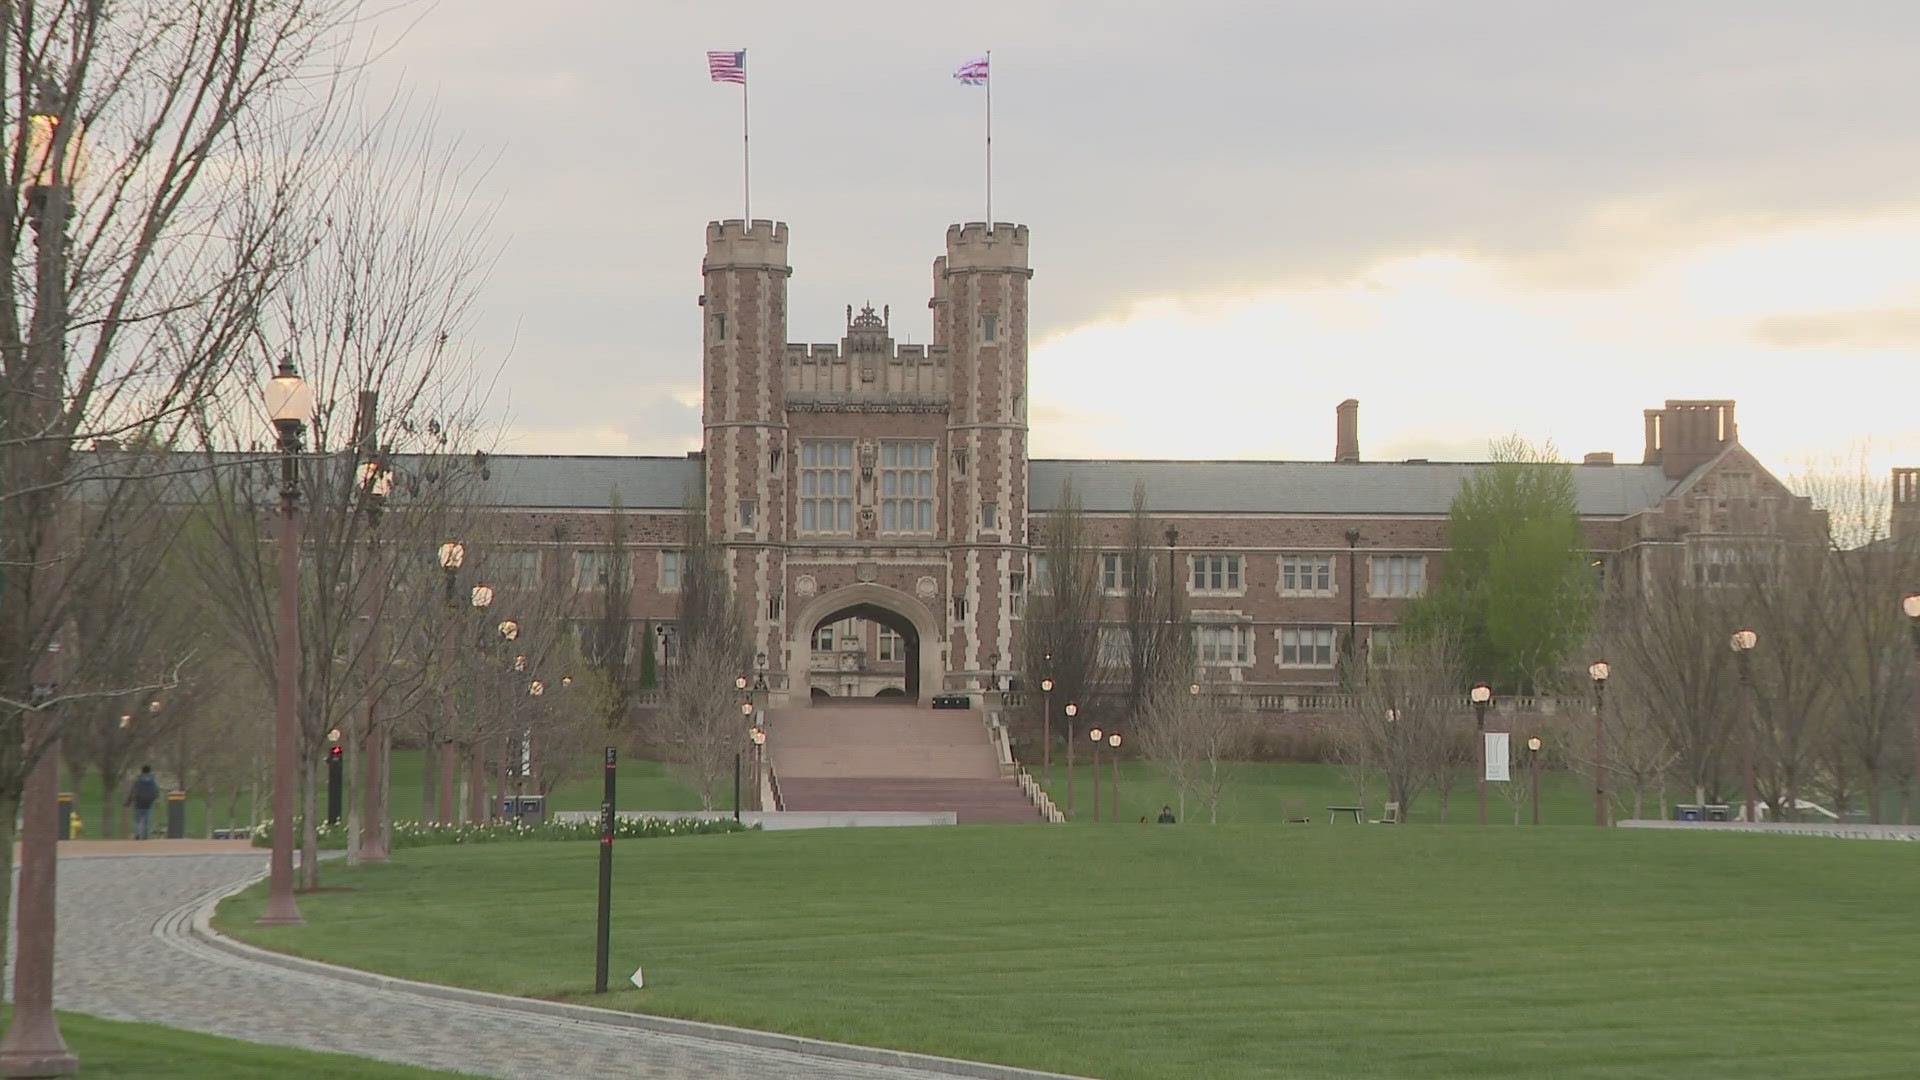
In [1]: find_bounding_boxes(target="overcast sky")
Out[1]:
[370,1,1920,480]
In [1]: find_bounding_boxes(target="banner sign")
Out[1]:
[1485,733,1511,782]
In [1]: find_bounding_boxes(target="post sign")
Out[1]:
[1484,733,1511,782]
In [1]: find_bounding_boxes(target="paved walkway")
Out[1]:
[28,852,1083,1080]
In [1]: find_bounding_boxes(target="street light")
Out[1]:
[1527,736,1543,825]
[257,358,310,928]
[498,619,519,641]
[1344,528,1362,665]
[1065,703,1080,819]
[1107,731,1123,823]
[1088,727,1105,823]
[1730,629,1759,823]
[529,680,545,697]
[1039,677,1055,785]
[1905,594,1920,823]
[987,652,999,692]
[1470,683,1493,825]
[1588,661,1609,828]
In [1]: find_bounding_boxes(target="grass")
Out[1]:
[219,826,1920,1079]
[2,1009,479,1078]
[1038,760,1605,826]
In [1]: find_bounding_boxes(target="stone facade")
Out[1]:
[464,220,1839,706]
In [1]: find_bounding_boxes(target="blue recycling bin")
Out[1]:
[1678,805,1703,821]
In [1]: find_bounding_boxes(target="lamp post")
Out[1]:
[1904,594,1920,823]
[1165,525,1180,624]
[1064,703,1079,818]
[3,88,86,1075]
[1730,629,1759,823]
[736,700,753,821]
[1344,528,1361,665]
[1088,726,1104,823]
[435,542,463,824]
[1470,683,1493,825]
[1527,736,1542,826]
[987,652,999,692]
[750,725,767,812]
[754,651,768,719]
[1588,660,1609,828]
[257,359,311,926]
[1039,677,1054,785]
[1107,731,1123,822]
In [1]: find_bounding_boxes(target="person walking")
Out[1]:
[126,766,161,840]
[1157,804,1176,824]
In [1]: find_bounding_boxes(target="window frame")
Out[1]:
[1368,555,1427,599]
[1279,625,1337,668]
[1195,623,1253,666]
[1190,554,1244,595]
[1279,554,1336,597]
[798,439,856,535]
[877,439,937,536]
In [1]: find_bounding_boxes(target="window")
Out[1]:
[1100,553,1135,594]
[575,619,632,666]
[982,503,999,531]
[1098,627,1133,667]
[879,441,935,534]
[982,314,999,342]
[1009,572,1026,619]
[1031,553,1051,595]
[737,499,757,531]
[954,448,969,477]
[574,549,627,591]
[658,550,681,593]
[496,549,542,589]
[799,440,855,534]
[1196,624,1252,665]
[1369,627,1398,666]
[1280,626,1336,667]
[812,622,845,652]
[1281,555,1334,597]
[1369,555,1426,598]
[1693,541,1775,586]
[770,447,783,472]
[878,626,904,662]
[768,596,781,620]
[954,595,969,621]
[1191,555,1243,594]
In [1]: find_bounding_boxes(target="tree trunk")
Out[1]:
[422,738,437,823]
[0,793,16,977]
[100,767,126,840]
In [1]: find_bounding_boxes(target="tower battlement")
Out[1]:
[705,219,790,271]
[944,222,1030,272]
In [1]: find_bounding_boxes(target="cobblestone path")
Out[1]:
[38,852,1071,1080]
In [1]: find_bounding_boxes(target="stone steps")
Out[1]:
[777,778,1043,824]
[767,703,1041,823]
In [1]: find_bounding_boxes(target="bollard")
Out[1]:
[55,793,75,842]
[166,791,188,839]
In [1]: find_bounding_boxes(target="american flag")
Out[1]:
[953,56,989,85]
[708,50,746,84]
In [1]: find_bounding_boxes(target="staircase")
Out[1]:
[769,702,1043,823]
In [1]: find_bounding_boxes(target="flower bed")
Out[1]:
[250,816,751,850]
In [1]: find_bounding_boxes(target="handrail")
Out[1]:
[766,760,784,812]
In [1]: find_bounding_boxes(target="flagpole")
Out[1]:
[742,53,752,225]
[984,49,992,229]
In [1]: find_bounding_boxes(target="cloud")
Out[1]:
[1752,308,1920,350]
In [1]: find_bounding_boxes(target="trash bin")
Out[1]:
[1677,804,1703,821]
[56,792,76,841]
[1705,805,1732,822]
[516,795,547,825]
[500,796,519,820]
[166,791,188,839]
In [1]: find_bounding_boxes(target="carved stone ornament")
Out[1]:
[857,562,878,582]
[794,575,818,597]
[915,576,938,600]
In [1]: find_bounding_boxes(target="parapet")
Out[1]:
[944,222,1030,273]
[704,219,790,272]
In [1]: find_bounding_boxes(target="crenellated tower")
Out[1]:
[701,219,790,670]
[935,223,1032,675]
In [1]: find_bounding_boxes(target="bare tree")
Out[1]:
[1021,479,1105,756]
[1,0,373,975]
[185,96,496,886]
[1339,632,1464,819]
[658,496,750,808]
[1135,675,1246,823]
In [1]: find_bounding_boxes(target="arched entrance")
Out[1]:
[788,583,944,705]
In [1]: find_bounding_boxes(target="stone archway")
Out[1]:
[788,583,944,705]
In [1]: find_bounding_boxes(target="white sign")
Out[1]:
[1484,733,1511,782]
[629,966,645,990]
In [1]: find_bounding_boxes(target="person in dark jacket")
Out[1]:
[1157,805,1176,824]
[126,766,161,840]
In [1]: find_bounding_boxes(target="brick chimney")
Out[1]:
[1894,468,1920,543]
[1642,399,1737,479]
[1583,452,1614,466]
[1335,399,1359,463]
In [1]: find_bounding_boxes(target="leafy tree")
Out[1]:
[1406,436,1594,694]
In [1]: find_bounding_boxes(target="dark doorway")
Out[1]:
[808,602,921,704]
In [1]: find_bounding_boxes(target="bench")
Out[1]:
[1327,805,1364,824]
[1281,799,1311,824]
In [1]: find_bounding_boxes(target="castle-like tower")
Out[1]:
[699,220,1032,703]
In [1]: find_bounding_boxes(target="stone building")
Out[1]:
[466,220,1834,706]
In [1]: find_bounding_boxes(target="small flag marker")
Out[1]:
[630,966,645,990]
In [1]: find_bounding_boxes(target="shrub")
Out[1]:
[250,816,752,850]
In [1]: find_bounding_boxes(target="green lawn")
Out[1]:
[2,1010,478,1078]
[219,827,1920,1079]
[1039,760,1605,826]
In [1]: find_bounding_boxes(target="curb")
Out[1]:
[188,870,1093,1080]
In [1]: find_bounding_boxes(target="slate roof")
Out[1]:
[1026,460,1677,517]
[476,455,700,509]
